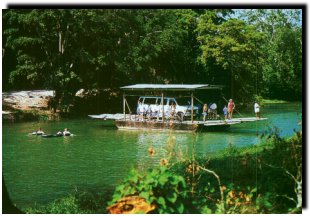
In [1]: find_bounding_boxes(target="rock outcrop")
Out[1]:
[2,90,56,122]
[2,90,55,111]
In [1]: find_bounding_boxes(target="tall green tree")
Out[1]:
[196,11,265,103]
[3,9,207,111]
[3,9,87,103]
[237,9,302,100]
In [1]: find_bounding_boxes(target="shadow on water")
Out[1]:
[100,125,117,130]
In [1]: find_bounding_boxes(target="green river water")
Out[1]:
[2,102,302,209]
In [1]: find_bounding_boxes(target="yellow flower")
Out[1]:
[160,158,168,166]
[245,195,251,202]
[228,190,236,198]
[148,147,155,156]
[220,185,227,192]
[226,198,233,205]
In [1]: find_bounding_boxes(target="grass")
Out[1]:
[262,99,288,104]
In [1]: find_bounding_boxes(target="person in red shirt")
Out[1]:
[228,99,235,119]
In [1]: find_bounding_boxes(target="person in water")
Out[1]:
[57,131,63,135]
[63,128,71,136]
[56,128,71,136]
[36,127,45,135]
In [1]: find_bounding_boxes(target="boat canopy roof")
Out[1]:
[120,84,223,91]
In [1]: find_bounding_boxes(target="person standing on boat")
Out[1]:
[223,105,228,120]
[228,99,235,119]
[202,104,208,122]
[137,100,142,115]
[210,103,217,119]
[254,101,260,119]
[170,102,176,119]
[146,104,152,120]
[154,103,160,120]
[138,102,145,121]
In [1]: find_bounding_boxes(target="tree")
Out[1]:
[2,9,302,114]
[196,12,265,102]
[237,9,302,100]
[3,9,203,112]
[3,9,86,105]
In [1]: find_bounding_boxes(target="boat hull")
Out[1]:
[115,120,230,132]
[116,120,199,132]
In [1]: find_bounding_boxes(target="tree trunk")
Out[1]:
[296,180,302,209]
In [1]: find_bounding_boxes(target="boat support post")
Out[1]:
[191,91,194,123]
[162,91,164,123]
[123,92,126,121]
[125,99,132,114]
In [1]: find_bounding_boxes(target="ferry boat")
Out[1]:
[89,84,267,132]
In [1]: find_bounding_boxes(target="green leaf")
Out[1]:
[139,191,150,201]
[251,187,257,193]
[115,184,125,192]
[157,196,166,206]
[130,175,139,184]
[170,176,180,186]
[166,191,178,203]
[158,174,169,186]
[210,187,215,193]
[175,201,184,213]
[160,166,167,173]
[112,193,122,202]
[201,206,213,214]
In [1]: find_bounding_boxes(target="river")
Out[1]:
[2,102,302,210]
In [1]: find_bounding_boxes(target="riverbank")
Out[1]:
[262,99,289,104]
[2,90,59,122]
[2,109,61,123]
[2,89,122,122]
[19,130,301,214]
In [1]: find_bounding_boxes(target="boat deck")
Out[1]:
[89,114,267,132]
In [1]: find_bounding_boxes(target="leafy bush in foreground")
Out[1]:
[109,167,189,214]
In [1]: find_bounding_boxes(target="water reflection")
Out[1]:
[135,127,264,167]
[136,131,219,169]
[63,136,71,144]
[135,131,193,169]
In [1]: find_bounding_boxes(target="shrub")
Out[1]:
[109,167,189,213]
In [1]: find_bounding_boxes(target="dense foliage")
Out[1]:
[109,129,302,214]
[2,9,302,112]
[237,9,302,101]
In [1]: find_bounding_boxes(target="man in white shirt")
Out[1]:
[254,101,260,119]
